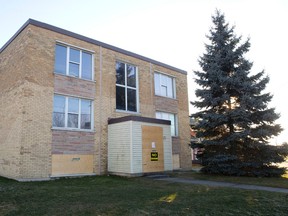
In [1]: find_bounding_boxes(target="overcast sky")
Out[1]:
[1,0,287,144]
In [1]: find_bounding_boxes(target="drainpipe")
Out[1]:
[150,62,154,115]
[98,46,103,175]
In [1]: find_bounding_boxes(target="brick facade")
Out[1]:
[0,19,191,180]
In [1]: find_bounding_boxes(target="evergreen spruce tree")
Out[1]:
[191,10,288,177]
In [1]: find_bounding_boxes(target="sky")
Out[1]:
[1,0,287,144]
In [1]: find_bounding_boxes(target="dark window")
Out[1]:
[116,62,125,85]
[81,99,92,129]
[116,62,138,112]
[53,95,65,127]
[54,45,67,75]
[127,88,137,112]
[82,52,93,80]
[116,86,126,110]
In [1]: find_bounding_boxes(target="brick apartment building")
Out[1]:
[0,19,191,181]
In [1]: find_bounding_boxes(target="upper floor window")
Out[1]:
[116,61,138,112]
[156,111,178,136]
[53,95,93,130]
[54,44,93,80]
[154,72,176,98]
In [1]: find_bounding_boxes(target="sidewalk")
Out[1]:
[154,177,288,193]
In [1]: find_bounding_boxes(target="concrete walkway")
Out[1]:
[154,177,288,193]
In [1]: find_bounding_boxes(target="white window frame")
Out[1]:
[154,72,176,99]
[52,94,94,131]
[116,61,139,113]
[156,111,178,137]
[54,43,94,81]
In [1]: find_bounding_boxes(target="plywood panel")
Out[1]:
[52,154,93,175]
[173,154,180,170]
[142,125,164,173]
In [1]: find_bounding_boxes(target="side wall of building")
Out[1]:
[0,27,30,179]
[17,25,54,179]
[0,26,53,180]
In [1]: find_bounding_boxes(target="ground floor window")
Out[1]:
[53,95,93,130]
[156,111,178,136]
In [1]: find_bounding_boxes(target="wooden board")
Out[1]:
[52,154,93,175]
[142,125,164,173]
[173,154,180,170]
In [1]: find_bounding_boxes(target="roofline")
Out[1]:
[108,115,171,125]
[0,19,187,75]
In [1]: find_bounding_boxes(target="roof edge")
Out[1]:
[0,19,31,53]
[1,19,187,75]
[108,115,171,125]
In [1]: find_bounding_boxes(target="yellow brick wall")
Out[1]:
[18,25,54,179]
[0,23,191,180]
[0,27,29,179]
[0,87,22,179]
[0,26,54,180]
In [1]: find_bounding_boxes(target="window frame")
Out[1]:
[155,111,178,137]
[52,94,94,131]
[115,61,139,113]
[154,72,176,99]
[54,43,94,81]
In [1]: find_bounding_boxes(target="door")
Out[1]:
[142,125,164,173]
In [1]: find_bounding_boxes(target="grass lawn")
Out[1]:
[1,175,288,215]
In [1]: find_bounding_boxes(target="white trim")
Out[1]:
[56,40,95,53]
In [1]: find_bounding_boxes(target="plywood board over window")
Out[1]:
[142,125,164,173]
[51,154,94,176]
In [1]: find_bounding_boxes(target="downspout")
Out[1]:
[150,62,154,115]
[98,46,103,175]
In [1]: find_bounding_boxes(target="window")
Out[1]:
[53,95,93,130]
[54,44,93,80]
[154,72,175,98]
[156,111,178,136]
[116,62,138,112]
